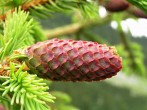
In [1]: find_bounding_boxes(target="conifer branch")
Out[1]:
[0,9,46,61]
[1,62,55,110]
[0,0,98,20]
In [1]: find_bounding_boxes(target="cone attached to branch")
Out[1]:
[25,39,122,81]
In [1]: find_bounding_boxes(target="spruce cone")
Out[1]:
[25,39,122,81]
[104,0,129,12]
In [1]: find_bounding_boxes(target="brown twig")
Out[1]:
[22,0,49,11]
[0,15,6,21]
[0,0,50,21]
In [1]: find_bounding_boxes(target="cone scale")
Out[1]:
[25,39,122,81]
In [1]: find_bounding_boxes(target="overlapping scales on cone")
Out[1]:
[25,39,122,81]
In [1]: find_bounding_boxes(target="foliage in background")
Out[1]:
[50,91,79,110]
[51,77,147,110]
[116,43,146,76]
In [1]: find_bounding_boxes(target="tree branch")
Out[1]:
[45,16,111,39]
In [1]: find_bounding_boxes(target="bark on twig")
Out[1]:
[22,0,49,11]
[0,0,50,20]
